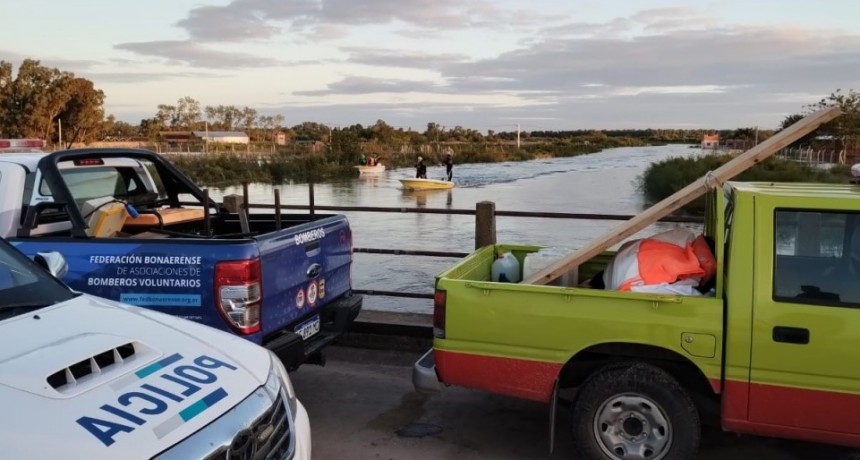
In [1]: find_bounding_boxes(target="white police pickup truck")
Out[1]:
[0,236,311,459]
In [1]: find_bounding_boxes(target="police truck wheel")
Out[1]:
[571,362,700,460]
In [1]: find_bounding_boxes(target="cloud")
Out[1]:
[437,26,860,96]
[175,5,280,42]
[630,7,716,31]
[114,40,281,68]
[101,4,860,130]
[278,19,860,129]
[0,51,102,71]
[294,76,443,96]
[342,47,469,69]
[539,18,635,39]
[536,7,715,40]
[173,0,549,42]
[249,88,816,131]
[81,71,226,84]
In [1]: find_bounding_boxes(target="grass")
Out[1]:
[166,152,355,186]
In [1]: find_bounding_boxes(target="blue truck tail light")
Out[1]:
[433,289,446,339]
[214,258,262,335]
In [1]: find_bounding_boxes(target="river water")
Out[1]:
[208,144,704,314]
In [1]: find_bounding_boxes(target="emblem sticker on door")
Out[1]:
[307,280,318,306]
[296,288,306,309]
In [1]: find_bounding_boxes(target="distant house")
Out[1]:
[158,131,195,152]
[159,131,193,143]
[192,131,249,144]
[701,134,719,149]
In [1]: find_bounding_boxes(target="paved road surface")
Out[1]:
[289,345,859,460]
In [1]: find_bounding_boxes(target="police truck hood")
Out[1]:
[0,293,271,459]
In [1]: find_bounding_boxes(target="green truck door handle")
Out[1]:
[772,326,810,345]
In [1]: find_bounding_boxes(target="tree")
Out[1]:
[272,114,285,139]
[57,77,105,147]
[292,121,329,141]
[0,61,11,136]
[779,113,815,147]
[204,104,243,130]
[155,104,177,129]
[424,122,441,140]
[254,114,286,144]
[729,127,757,140]
[176,96,201,130]
[140,117,162,139]
[103,115,140,138]
[807,89,860,164]
[0,59,77,140]
[780,113,805,130]
[241,106,257,134]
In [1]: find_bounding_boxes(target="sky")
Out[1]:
[2,0,860,132]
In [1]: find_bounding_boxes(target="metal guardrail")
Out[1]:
[249,202,703,223]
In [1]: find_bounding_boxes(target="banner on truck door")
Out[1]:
[6,241,260,315]
[86,255,204,306]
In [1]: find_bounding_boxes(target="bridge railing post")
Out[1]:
[475,201,496,250]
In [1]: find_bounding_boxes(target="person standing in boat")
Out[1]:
[415,156,427,179]
[444,152,453,181]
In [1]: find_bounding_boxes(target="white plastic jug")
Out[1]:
[523,247,575,279]
[492,252,521,283]
[522,247,577,285]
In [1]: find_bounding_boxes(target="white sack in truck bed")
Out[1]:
[603,227,716,295]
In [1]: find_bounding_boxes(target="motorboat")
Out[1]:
[399,178,455,190]
[355,163,386,174]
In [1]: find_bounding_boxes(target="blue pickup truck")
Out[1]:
[0,148,361,370]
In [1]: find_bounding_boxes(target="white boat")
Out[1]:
[399,178,455,190]
[355,164,386,174]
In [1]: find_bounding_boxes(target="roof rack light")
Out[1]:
[0,139,46,149]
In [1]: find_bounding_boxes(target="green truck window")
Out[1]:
[773,210,860,307]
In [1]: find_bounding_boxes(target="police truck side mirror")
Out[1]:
[34,251,69,279]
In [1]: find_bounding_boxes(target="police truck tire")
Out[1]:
[571,362,700,460]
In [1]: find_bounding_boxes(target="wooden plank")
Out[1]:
[123,208,205,227]
[522,106,843,285]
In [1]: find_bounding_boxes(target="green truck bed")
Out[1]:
[431,243,724,403]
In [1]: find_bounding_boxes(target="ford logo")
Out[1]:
[306,263,322,278]
[228,429,257,459]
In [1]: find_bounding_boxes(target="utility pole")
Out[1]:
[58,119,63,149]
[517,123,521,149]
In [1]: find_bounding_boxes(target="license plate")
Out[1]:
[295,315,320,340]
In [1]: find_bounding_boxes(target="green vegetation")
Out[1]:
[167,152,356,186]
[639,154,850,216]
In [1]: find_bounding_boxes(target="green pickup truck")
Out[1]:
[413,180,860,459]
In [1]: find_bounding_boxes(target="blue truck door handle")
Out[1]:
[307,263,322,278]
